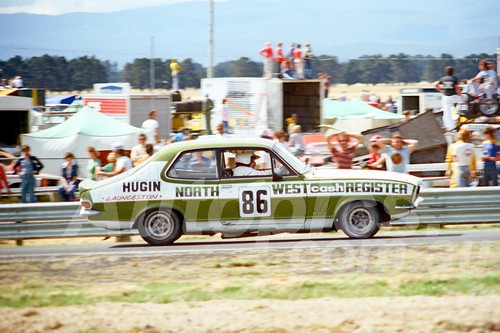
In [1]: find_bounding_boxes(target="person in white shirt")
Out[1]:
[215,123,228,137]
[97,144,132,178]
[288,125,305,156]
[447,129,477,187]
[130,134,148,166]
[141,109,160,144]
[232,152,272,177]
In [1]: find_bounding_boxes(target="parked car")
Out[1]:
[300,133,331,166]
[79,138,423,245]
[301,141,332,166]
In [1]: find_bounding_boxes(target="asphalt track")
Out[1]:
[0,230,499,260]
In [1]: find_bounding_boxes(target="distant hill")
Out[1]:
[0,0,498,66]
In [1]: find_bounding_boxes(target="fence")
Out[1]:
[0,187,499,243]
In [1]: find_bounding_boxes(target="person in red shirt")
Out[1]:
[326,131,364,169]
[367,143,385,170]
[292,44,304,79]
[0,163,12,195]
[259,42,274,78]
[274,42,284,75]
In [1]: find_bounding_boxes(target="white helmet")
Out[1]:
[235,152,259,165]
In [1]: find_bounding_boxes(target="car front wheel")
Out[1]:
[339,201,380,238]
[138,209,183,245]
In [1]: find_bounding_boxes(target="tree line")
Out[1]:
[0,52,495,91]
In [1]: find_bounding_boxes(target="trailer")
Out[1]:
[0,95,32,147]
[201,78,322,134]
[399,87,442,114]
[83,83,172,139]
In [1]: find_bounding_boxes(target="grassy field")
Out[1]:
[0,242,498,307]
[0,241,498,332]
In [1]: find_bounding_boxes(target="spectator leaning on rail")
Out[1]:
[58,152,79,201]
[481,126,500,186]
[374,134,418,173]
[13,145,44,203]
[445,129,477,188]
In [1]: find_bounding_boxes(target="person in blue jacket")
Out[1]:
[13,145,44,203]
[58,152,79,201]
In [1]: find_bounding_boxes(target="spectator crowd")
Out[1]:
[0,58,499,203]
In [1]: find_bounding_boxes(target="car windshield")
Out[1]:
[273,142,310,174]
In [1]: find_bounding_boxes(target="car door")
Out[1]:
[165,148,221,224]
[218,148,306,231]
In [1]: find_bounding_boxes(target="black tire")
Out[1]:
[458,102,479,119]
[479,99,499,117]
[137,208,183,246]
[338,201,380,239]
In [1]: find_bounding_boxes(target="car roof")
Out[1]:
[154,137,277,161]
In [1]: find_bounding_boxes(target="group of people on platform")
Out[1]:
[434,59,498,132]
[259,42,314,79]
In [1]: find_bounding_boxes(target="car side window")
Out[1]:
[167,149,217,180]
[221,149,273,178]
[272,154,294,177]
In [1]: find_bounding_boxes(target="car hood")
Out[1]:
[304,167,422,186]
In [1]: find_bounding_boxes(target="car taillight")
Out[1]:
[413,185,420,201]
[81,200,92,209]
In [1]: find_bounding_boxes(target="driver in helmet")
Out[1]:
[233,151,273,177]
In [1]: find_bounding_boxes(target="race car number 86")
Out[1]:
[239,187,271,217]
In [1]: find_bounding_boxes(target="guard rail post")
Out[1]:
[15,221,23,246]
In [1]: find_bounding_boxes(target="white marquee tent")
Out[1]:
[21,102,147,177]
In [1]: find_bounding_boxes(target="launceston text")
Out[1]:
[123,181,161,193]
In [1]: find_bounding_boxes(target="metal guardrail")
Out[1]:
[0,187,499,241]
[0,202,137,241]
[393,186,500,225]
[406,161,500,173]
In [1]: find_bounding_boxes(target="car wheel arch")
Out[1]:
[333,198,389,226]
[132,206,185,230]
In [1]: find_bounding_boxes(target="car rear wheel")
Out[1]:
[138,209,182,246]
[339,201,380,238]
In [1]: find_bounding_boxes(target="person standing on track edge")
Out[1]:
[13,145,44,203]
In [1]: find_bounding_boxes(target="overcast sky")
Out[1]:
[0,0,215,15]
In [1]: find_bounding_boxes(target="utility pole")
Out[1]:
[497,47,499,74]
[150,36,155,92]
[207,0,214,78]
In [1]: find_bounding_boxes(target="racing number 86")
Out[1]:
[239,187,271,217]
[242,190,268,214]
